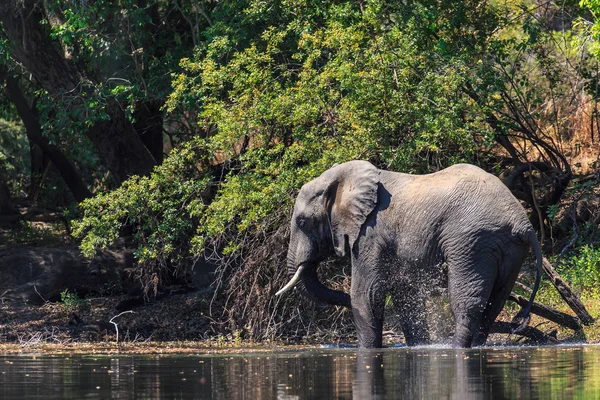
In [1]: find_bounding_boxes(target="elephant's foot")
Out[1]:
[357,327,383,348]
[452,313,480,348]
[470,332,489,347]
[391,291,430,347]
[353,307,384,348]
[358,339,383,349]
[353,312,384,348]
[452,335,473,348]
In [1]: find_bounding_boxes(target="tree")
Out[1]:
[0,177,16,215]
[1,68,91,202]
[4,0,589,339]
[0,0,159,185]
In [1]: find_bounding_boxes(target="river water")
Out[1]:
[1,345,599,399]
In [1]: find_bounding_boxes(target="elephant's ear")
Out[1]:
[326,160,380,256]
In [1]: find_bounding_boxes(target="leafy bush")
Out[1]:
[555,245,600,299]
[72,0,597,339]
[72,140,211,293]
[78,1,486,271]
[169,1,490,255]
[60,289,82,313]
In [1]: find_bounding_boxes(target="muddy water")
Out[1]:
[1,345,600,399]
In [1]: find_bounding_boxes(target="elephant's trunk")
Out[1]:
[279,245,351,308]
[298,264,351,308]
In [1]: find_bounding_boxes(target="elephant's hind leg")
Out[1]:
[472,250,526,347]
[447,256,497,348]
[471,284,513,347]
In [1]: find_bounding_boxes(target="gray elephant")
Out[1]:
[276,160,542,348]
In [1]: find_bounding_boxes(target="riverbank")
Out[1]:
[1,286,599,355]
[0,340,293,355]
[1,229,598,353]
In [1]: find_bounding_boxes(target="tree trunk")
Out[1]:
[508,293,583,331]
[0,177,17,216]
[29,142,45,200]
[134,101,164,164]
[4,74,92,202]
[0,0,156,186]
[86,101,157,184]
[0,1,80,94]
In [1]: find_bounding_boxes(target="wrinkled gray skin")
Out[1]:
[277,160,542,348]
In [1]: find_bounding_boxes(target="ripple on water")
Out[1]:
[1,345,599,399]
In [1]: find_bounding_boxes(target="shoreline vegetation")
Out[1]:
[1,258,599,353]
[1,0,600,351]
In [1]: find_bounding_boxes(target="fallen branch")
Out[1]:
[490,321,558,344]
[514,281,532,293]
[541,258,595,325]
[33,285,48,304]
[109,310,134,345]
[507,293,582,331]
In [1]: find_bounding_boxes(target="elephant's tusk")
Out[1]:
[276,264,306,296]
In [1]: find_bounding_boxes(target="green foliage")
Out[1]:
[0,119,29,194]
[555,245,600,299]
[168,0,492,260]
[60,288,82,313]
[73,3,480,261]
[73,139,211,290]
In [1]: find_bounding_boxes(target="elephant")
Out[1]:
[276,160,542,348]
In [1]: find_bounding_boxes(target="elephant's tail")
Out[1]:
[510,230,543,334]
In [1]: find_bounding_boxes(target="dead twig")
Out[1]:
[33,285,48,304]
[109,310,134,345]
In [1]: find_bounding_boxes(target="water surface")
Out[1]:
[1,345,600,399]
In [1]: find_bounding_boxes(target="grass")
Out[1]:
[532,283,600,343]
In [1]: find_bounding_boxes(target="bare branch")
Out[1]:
[109,310,135,345]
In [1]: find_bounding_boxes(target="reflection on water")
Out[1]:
[1,345,600,399]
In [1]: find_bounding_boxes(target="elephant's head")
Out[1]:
[276,160,381,308]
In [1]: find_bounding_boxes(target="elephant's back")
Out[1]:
[389,164,499,192]
[439,165,534,240]
[386,163,516,205]
[426,163,498,186]
[383,164,533,238]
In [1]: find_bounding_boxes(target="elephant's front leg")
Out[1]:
[351,261,386,348]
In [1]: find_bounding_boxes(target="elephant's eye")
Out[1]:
[296,216,309,228]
